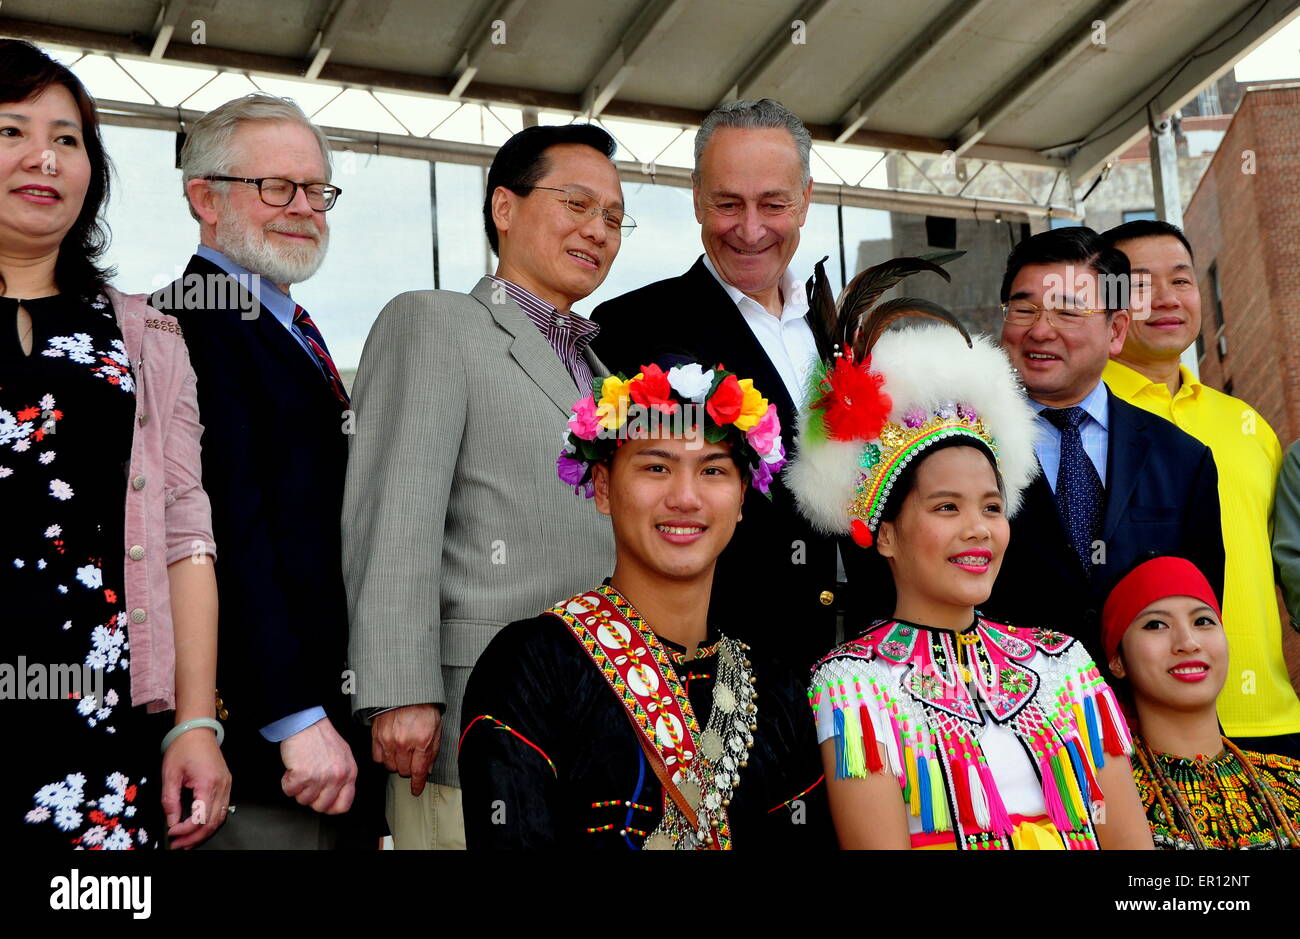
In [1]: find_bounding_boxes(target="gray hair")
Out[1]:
[180,94,332,221]
[693,98,812,187]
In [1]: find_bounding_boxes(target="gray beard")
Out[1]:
[215,213,328,287]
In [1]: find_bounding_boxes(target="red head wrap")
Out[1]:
[1101,556,1222,665]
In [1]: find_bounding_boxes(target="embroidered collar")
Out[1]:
[833,617,1076,726]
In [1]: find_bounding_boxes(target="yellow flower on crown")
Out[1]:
[733,378,769,432]
[597,373,637,429]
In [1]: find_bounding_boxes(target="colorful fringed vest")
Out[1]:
[810,617,1133,850]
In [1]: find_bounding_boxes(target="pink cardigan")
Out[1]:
[106,286,217,713]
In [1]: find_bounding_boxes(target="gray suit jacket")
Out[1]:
[342,277,615,787]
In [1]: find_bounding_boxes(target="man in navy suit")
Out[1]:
[591,99,853,671]
[982,226,1224,664]
[152,94,378,848]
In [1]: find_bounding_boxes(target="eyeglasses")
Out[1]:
[701,197,802,218]
[1001,303,1110,329]
[521,186,635,235]
[206,175,342,211]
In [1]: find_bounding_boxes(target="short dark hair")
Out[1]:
[482,123,617,255]
[0,39,114,301]
[1100,218,1195,262]
[999,225,1130,312]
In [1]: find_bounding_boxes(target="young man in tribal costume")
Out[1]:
[457,357,830,849]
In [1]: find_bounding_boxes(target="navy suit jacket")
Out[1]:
[980,389,1226,665]
[592,256,866,671]
[154,255,378,819]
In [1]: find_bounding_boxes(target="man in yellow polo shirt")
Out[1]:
[1101,219,1300,760]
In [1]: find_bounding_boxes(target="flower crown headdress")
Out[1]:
[558,359,788,498]
[786,254,1039,547]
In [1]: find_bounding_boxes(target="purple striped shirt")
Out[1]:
[489,276,599,394]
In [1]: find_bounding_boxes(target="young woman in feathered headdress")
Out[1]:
[786,256,1152,849]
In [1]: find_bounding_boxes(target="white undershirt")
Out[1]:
[700,254,819,408]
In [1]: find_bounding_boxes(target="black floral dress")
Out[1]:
[2,293,161,849]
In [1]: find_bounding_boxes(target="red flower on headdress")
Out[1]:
[812,355,891,441]
[628,363,679,415]
[706,374,744,425]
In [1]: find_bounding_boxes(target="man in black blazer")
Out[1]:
[151,94,378,847]
[981,227,1224,664]
[592,99,851,671]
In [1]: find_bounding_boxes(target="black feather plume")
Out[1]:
[852,297,971,362]
[811,251,967,362]
[805,256,838,363]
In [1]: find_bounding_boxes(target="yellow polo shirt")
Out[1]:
[1104,360,1300,737]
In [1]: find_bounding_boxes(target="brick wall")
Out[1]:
[1184,88,1300,447]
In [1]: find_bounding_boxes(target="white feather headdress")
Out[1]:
[785,257,1040,547]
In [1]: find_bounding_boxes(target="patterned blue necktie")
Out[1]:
[1041,406,1104,572]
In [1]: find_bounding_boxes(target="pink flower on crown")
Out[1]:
[567,397,601,441]
[746,404,782,457]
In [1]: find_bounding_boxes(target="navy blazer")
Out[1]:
[980,389,1226,665]
[154,255,376,815]
[592,256,864,671]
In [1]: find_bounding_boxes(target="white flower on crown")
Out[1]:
[666,364,714,402]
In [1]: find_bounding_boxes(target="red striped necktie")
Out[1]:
[292,305,350,406]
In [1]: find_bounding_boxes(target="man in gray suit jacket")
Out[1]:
[342,124,629,848]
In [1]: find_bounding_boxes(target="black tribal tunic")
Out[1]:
[458,611,831,850]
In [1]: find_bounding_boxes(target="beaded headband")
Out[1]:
[785,256,1039,547]
[849,399,999,539]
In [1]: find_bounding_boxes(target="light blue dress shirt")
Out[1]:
[1032,379,1110,492]
[196,246,327,742]
[195,245,322,368]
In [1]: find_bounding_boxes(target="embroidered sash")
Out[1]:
[547,586,736,849]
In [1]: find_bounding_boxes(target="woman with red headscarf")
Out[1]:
[1103,556,1300,849]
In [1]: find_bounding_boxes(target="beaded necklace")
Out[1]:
[1133,733,1299,850]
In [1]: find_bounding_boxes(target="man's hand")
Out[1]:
[371,704,441,797]
[279,717,357,814]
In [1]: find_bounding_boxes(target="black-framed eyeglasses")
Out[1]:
[519,185,635,235]
[206,175,342,211]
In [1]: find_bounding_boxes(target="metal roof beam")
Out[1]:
[952,0,1144,156]
[150,2,188,60]
[1067,0,1300,180]
[0,13,1069,172]
[580,0,690,118]
[449,0,530,99]
[92,97,1069,221]
[718,0,837,105]
[305,0,358,81]
[836,0,994,143]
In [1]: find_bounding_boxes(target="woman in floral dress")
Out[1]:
[1,40,229,849]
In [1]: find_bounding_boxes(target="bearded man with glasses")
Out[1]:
[342,123,625,849]
[981,226,1224,665]
[151,93,383,849]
